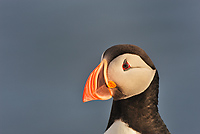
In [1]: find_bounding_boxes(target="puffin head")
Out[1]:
[83,44,156,102]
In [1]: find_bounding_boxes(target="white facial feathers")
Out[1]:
[107,54,156,99]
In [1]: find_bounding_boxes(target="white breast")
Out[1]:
[104,120,141,134]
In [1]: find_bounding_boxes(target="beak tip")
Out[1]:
[82,92,90,103]
[82,97,89,103]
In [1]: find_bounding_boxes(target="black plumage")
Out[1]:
[103,44,170,133]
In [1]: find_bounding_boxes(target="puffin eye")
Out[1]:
[122,59,131,71]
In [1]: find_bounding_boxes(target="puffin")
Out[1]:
[83,44,170,134]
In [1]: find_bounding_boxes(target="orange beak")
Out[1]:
[82,59,116,102]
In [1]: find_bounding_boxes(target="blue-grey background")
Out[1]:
[0,0,199,134]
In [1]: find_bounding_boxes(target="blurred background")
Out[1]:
[0,0,200,134]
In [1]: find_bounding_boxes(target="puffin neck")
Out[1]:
[106,71,170,134]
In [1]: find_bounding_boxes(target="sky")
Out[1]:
[0,0,200,134]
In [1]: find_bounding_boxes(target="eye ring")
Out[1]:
[122,59,131,71]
